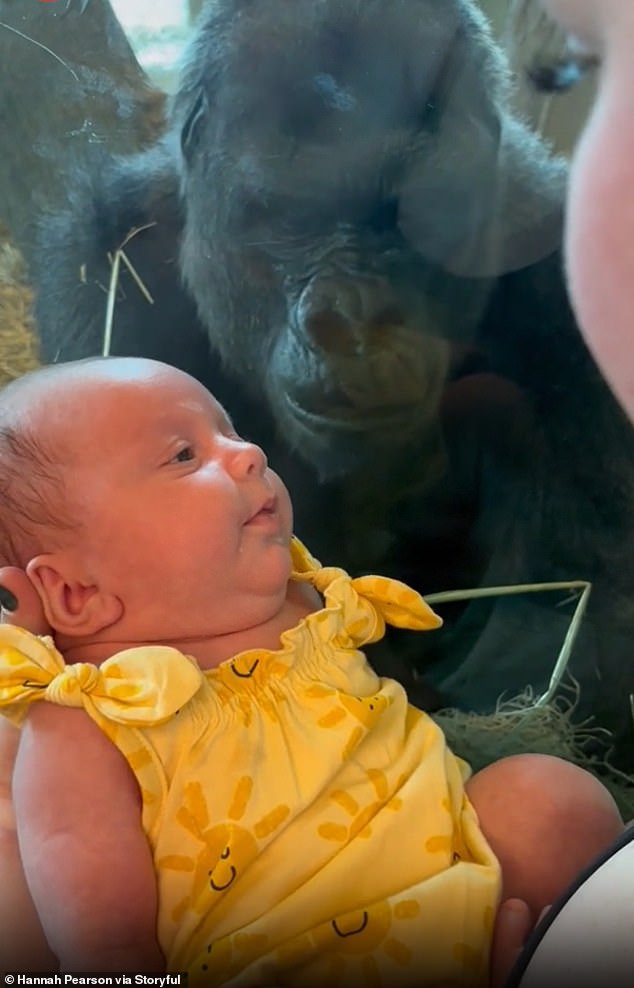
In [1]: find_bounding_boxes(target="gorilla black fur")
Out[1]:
[27,0,634,767]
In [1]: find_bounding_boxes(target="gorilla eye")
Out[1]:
[368,198,399,234]
[180,89,209,160]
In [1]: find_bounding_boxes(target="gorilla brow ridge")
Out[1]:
[0,421,77,568]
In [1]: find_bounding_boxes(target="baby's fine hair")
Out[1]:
[0,367,77,567]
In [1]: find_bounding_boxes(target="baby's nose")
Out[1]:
[228,439,268,477]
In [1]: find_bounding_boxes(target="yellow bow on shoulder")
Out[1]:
[0,626,203,728]
[290,536,442,647]
[350,575,443,633]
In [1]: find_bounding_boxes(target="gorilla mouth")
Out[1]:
[284,393,422,432]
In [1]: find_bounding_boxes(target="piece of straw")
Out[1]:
[102,223,156,356]
[424,579,591,707]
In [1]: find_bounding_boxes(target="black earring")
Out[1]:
[0,586,18,612]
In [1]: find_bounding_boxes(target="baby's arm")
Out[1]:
[13,703,164,973]
[1,571,59,970]
[0,717,57,972]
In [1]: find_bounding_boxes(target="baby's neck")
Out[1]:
[59,580,321,670]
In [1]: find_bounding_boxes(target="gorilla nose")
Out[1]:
[297,277,401,355]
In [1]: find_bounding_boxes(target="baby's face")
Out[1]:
[34,359,294,642]
[540,0,634,420]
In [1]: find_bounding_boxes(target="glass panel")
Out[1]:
[0,1,631,796]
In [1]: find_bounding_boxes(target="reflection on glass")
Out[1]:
[0,1,631,788]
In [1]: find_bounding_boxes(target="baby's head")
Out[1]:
[0,357,294,646]
[539,0,634,419]
[0,369,77,569]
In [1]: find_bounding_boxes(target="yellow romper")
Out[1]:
[0,539,500,988]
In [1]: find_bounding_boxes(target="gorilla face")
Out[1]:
[175,0,565,475]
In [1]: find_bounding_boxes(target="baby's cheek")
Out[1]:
[564,83,634,421]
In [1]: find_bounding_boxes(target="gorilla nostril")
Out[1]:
[305,308,358,355]
[298,278,363,324]
[298,278,404,355]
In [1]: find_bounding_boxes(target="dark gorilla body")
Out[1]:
[30,0,634,767]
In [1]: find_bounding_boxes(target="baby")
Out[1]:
[0,357,623,986]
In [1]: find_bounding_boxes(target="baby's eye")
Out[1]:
[172,446,195,463]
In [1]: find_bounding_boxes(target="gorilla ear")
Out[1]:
[180,88,210,162]
[396,5,566,278]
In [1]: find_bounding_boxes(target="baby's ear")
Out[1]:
[25,554,122,637]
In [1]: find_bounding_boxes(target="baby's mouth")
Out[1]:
[245,495,278,525]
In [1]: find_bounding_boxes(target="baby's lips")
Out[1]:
[245,493,278,524]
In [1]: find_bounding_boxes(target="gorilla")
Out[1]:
[23,0,634,768]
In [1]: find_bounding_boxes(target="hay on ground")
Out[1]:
[0,229,40,386]
[435,679,634,819]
